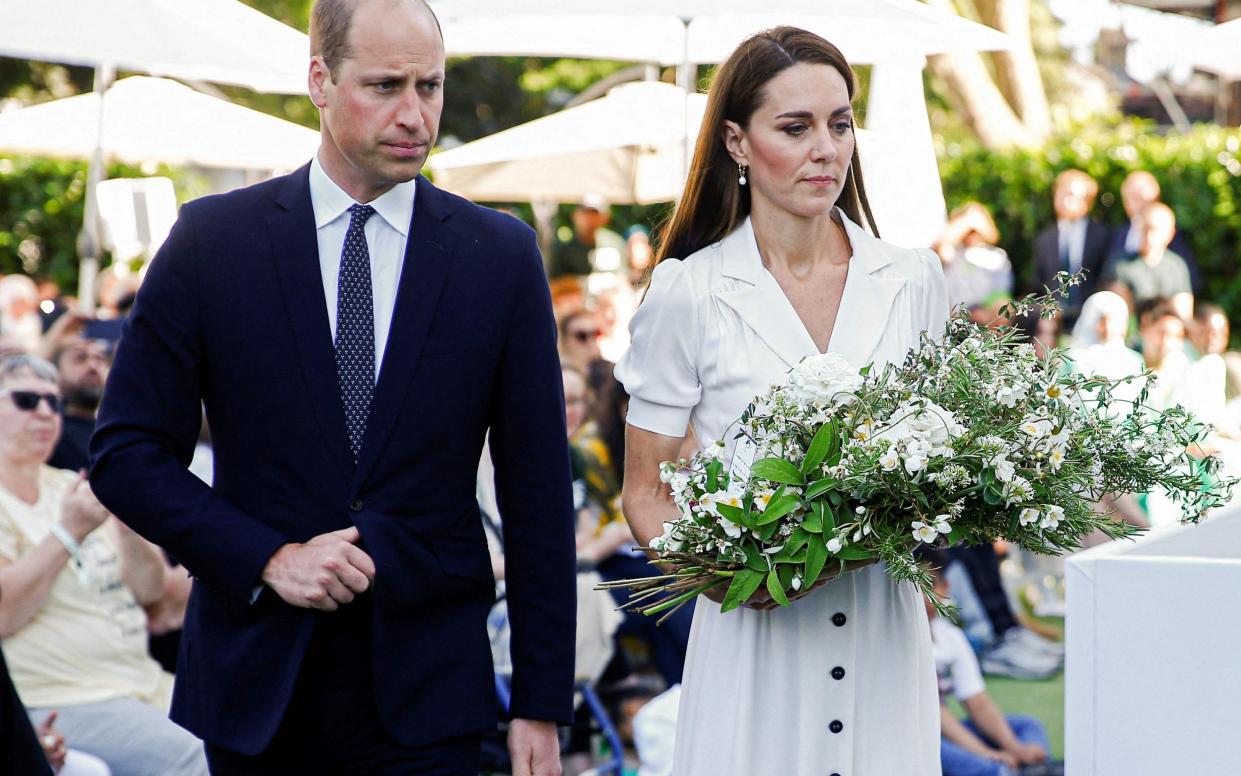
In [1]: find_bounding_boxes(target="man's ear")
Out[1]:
[308,56,331,109]
[721,119,747,166]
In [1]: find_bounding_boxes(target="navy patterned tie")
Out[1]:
[335,204,376,464]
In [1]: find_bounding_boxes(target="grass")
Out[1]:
[984,671,1066,759]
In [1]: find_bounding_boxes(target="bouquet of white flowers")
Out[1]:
[601,287,1236,620]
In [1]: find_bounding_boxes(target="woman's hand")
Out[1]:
[59,472,110,541]
[36,711,66,773]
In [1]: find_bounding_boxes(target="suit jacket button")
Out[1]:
[348,499,364,512]
[831,666,846,680]
[829,720,844,734]
[832,612,847,627]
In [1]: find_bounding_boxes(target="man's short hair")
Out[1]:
[311,0,442,80]
[0,354,59,387]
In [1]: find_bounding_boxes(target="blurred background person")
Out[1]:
[917,548,1059,776]
[0,276,44,354]
[40,316,111,473]
[559,307,606,372]
[1066,291,1145,398]
[0,356,207,776]
[1065,292,1150,540]
[1031,169,1111,329]
[548,194,626,279]
[1103,202,1193,322]
[1107,171,1199,293]
[626,224,655,289]
[1136,298,1190,411]
[933,202,1013,313]
[573,365,692,690]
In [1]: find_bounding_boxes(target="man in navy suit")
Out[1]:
[89,1,575,773]
[1030,169,1111,330]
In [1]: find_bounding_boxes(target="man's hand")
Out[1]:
[1011,741,1048,765]
[508,718,561,776]
[260,526,375,611]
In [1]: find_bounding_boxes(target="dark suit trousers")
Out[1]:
[204,595,481,776]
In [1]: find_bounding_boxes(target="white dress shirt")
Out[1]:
[308,155,415,377]
[1057,217,1088,274]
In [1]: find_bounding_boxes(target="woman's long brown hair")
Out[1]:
[656,26,880,264]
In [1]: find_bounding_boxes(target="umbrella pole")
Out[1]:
[676,20,692,192]
[76,62,115,315]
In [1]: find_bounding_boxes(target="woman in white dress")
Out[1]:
[615,28,946,776]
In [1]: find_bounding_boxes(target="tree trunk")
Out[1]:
[925,0,1051,150]
[988,0,1052,136]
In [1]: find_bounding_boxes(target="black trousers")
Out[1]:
[1,648,53,776]
[205,596,481,775]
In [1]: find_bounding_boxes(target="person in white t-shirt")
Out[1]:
[918,547,1060,776]
[0,355,207,776]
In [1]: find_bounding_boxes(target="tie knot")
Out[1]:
[349,204,376,227]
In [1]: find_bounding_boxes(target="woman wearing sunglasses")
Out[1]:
[0,355,208,775]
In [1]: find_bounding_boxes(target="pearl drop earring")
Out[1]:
[738,163,748,186]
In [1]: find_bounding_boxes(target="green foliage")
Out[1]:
[0,156,195,288]
[937,120,1241,314]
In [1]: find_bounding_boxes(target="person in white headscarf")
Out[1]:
[1066,291,1145,405]
[1066,292,1153,535]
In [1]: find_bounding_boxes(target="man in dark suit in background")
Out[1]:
[1031,169,1112,329]
[89,1,576,773]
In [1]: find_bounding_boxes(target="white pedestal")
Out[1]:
[1065,507,1241,776]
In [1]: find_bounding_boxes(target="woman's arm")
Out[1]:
[620,425,685,548]
[111,518,168,606]
[0,539,74,638]
[0,476,110,637]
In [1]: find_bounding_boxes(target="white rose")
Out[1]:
[787,353,863,405]
[904,453,927,475]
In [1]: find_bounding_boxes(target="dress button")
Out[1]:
[348,499,364,512]
[830,773,842,776]
[831,666,846,680]
[829,720,844,734]
[832,612,847,627]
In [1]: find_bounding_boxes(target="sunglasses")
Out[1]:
[570,329,602,343]
[1,390,63,413]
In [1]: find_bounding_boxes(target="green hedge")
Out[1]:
[937,120,1241,317]
[0,156,190,290]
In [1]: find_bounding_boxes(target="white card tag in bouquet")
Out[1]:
[728,437,757,483]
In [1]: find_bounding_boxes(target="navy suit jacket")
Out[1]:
[89,168,577,754]
[1031,219,1111,298]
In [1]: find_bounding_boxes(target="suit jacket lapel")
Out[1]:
[352,176,456,487]
[267,165,354,483]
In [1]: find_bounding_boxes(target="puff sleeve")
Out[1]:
[614,258,703,438]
